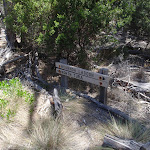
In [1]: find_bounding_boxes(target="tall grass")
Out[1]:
[26,118,64,150]
[102,117,150,143]
[0,78,89,150]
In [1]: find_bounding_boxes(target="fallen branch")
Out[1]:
[73,91,136,122]
[113,79,150,102]
[140,142,150,150]
[138,93,150,102]
[1,54,28,67]
[103,134,143,150]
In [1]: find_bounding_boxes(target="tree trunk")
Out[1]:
[3,0,16,49]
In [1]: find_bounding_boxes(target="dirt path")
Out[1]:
[62,97,112,149]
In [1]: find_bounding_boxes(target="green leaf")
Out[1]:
[54,20,59,28]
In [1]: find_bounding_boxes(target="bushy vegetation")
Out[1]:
[1,0,149,65]
[0,78,35,120]
[131,0,150,37]
[3,0,146,64]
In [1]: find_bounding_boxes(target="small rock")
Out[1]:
[72,95,76,99]
[66,89,70,93]
[66,99,69,102]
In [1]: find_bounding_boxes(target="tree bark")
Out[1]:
[103,134,143,150]
[140,142,150,150]
[3,0,16,49]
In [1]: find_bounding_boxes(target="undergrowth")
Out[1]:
[101,116,150,143]
[0,78,35,120]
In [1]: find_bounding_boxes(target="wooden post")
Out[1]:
[60,59,68,89]
[99,68,108,104]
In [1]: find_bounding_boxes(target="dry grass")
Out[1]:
[0,100,30,149]
[0,111,91,150]
[22,119,66,150]
[100,116,150,143]
[0,79,91,150]
[108,88,150,126]
[8,117,90,150]
[132,68,149,83]
[0,77,149,149]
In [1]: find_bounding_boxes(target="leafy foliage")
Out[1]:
[131,0,150,37]
[0,78,35,120]
[0,78,34,104]
[3,0,149,64]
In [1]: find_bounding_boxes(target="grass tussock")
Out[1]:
[26,118,64,150]
[101,117,150,143]
[108,88,150,125]
[26,118,89,150]
[1,117,89,150]
[0,78,89,150]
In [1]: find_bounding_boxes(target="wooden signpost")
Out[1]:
[55,59,110,104]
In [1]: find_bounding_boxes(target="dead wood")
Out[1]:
[1,54,28,67]
[74,91,135,122]
[113,79,150,102]
[0,47,12,65]
[24,75,63,118]
[103,134,143,150]
[138,93,150,102]
[52,88,63,118]
[0,50,49,87]
[140,142,150,150]
[33,52,50,86]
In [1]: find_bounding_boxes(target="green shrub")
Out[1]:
[131,0,150,37]
[3,0,135,65]
[0,78,34,104]
[0,98,16,120]
[0,78,35,120]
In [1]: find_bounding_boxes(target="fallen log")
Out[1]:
[114,79,150,102]
[114,79,150,92]
[73,91,136,122]
[103,134,143,150]
[1,54,28,67]
[140,142,150,150]
[138,93,150,102]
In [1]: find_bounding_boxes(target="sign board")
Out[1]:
[55,62,110,88]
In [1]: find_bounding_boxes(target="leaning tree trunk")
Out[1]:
[2,0,16,49]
